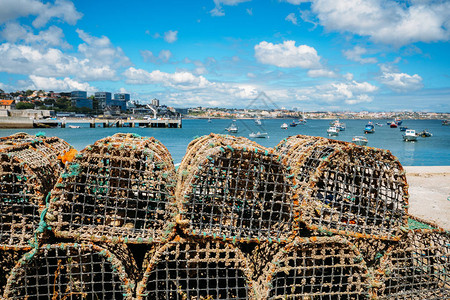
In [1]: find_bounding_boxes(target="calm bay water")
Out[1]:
[1,119,449,166]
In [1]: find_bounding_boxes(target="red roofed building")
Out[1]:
[0,100,15,109]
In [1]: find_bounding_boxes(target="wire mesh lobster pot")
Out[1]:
[46,133,177,244]
[0,249,27,293]
[375,223,450,299]
[136,237,256,299]
[0,141,67,249]
[0,133,34,149]
[277,136,409,240]
[177,134,296,243]
[261,236,371,299]
[3,243,135,300]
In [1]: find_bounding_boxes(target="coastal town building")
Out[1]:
[0,99,15,110]
[94,92,111,110]
[70,91,92,109]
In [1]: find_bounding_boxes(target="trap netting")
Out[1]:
[3,243,135,300]
[0,133,34,149]
[261,236,371,299]
[0,249,27,293]
[136,237,256,299]
[46,133,177,244]
[375,221,450,299]
[177,134,296,243]
[277,135,408,240]
[0,140,68,249]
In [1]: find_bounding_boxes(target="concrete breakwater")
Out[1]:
[0,132,448,299]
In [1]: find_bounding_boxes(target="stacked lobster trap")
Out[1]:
[0,132,449,299]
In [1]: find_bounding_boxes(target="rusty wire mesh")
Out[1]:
[136,237,256,299]
[375,225,450,299]
[276,135,408,240]
[46,133,177,244]
[0,136,70,249]
[177,134,296,243]
[261,236,371,299]
[3,243,135,300]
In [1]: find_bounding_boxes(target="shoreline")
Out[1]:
[404,166,450,230]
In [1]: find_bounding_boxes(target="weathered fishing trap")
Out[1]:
[276,135,409,240]
[176,134,297,243]
[260,236,371,299]
[1,132,449,299]
[136,237,255,299]
[0,133,71,249]
[3,243,135,300]
[374,217,450,299]
[46,133,177,244]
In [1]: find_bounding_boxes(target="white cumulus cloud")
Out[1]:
[28,75,96,92]
[379,71,423,92]
[311,0,450,46]
[0,0,82,28]
[140,49,172,63]
[343,46,377,64]
[254,40,322,69]
[285,13,298,25]
[1,23,69,48]
[164,30,178,43]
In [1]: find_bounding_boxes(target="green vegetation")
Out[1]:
[16,102,35,109]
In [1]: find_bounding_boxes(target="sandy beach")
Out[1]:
[405,166,450,230]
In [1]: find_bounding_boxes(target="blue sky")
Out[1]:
[0,0,449,111]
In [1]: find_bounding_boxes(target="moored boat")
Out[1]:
[418,130,432,137]
[68,125,80,129]
[364,122,375,134]
[254,118,262,125]
[390,122,398,128]
[289,120,298,127]
[327,126,339,136]
[403,129,418,142]
[249,131,269,138]
[226,121,238,133]
[399,126,408,131]
[352,136,368,146]
[442,120,449,126]
[395,118,403,126]
[281,123,288,129]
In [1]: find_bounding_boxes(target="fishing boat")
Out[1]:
[249,131,269,139]
[68,125,80,129]
[327,126,339,136]
[399,126,408,131]
[331,119,345,131]
[298,119,307,124]
[389,122,398,128]
[289,120,298,127]
[375,123,383,126]
[352,136,368,146]
[403,129,418,142]
[418,130,432,137]
[442,120,449,126]
[208,118,212,123]
[364,122,375,134]
[254,118,262,125]
[281,123,288,129]
[226,121,238,133]
[395,118,403,126]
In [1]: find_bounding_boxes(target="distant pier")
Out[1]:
[0,117,182,129]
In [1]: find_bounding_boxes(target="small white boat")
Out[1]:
[208,118,212,123]
[281,123,288,129]
[403,129,418,142]
[249,132,269,139]
[254,118,262,126]
[352,136,368,146]
[327,126,339,136]
[226,121,238,133]
[68,125,80,129]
